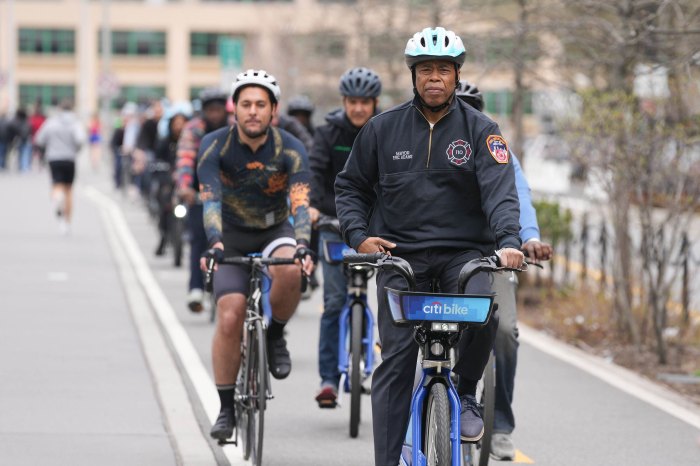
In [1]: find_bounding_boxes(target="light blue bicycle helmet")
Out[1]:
[404,27,466,69]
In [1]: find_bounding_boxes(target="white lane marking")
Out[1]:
[520,324,700,430]
[85,187,244,464]
[48,272,69,282]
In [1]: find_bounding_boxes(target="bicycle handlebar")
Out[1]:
[204,253,306,293]
[342,252,538,293]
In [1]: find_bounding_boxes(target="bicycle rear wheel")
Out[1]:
[239,319,267,466]
[423,382,452,465]
[349,302,363,438]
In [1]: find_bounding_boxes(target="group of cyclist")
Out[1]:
[120,25,553,465]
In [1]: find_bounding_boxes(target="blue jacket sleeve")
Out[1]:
[512,153,540,243]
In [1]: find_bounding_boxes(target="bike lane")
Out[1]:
[0,170,213,465]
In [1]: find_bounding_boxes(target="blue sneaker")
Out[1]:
[460,395,484,442]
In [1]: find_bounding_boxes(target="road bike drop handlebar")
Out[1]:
[203,250,309,293]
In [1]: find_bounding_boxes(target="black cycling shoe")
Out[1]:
[210,408,235,440]
[267,337,291,380]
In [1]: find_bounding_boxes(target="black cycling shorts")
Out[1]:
[213,221,296,301]
[49,161,76,185]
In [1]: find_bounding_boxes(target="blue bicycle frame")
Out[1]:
[323,239,376,391]
[337,276,376,389]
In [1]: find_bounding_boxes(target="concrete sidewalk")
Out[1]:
[0,168,195,465]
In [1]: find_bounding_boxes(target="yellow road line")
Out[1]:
[514,449,535,463]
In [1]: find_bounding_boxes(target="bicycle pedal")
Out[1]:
[217,438,237,446]
[317,400,338,409]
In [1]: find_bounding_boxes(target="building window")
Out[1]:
[484,90,534,116]
[19,84,75,108]
[19,29,75,55]
[101,30,166,56]
[190,32,245,58]
[117,86,166,107]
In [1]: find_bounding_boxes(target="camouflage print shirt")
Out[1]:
[197,125,312,247]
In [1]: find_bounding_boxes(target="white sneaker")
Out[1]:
[187,288,204,313]
[58,219,70,236]
[490,432,515,461]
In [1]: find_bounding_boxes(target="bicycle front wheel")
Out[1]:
[479,352,496,466]
[423,383,452,466]
[349,302,364,438]
[240,319,267,466]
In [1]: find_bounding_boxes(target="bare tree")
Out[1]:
[556,0,700,357]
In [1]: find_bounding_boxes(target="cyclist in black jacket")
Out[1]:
[335,27,524,466]
[308,67,382,407]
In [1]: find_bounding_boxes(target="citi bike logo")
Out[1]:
[422,301,469,316]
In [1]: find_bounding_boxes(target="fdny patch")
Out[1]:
[446,139,472,166]
[486,135,510,164]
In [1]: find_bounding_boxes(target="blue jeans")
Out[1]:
[492,272,519,434]
[317,230,348,387]
[0,142,7,170]
[187,203,208,291]
[19,142,32,172]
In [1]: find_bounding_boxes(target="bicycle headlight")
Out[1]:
[430,341,444,357]
[174,204,187,218]
[431,322,458,332]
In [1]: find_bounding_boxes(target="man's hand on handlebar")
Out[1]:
[496,247,525,269]
[358,237,396,255]
[294,245,316,276]
[521,239,553,262]
[200,242,224,272]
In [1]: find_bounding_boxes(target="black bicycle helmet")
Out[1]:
[198,87,228,108]
[287,95,315,114]
[456,80,484,112]
[339,67,382,98]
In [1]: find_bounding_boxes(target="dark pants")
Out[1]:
[317,230,347,386]
[187,203,208,291]
[492,272,519,434]
[371,248,499,466]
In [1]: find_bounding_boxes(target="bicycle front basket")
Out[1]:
[386,288,495,327]
[322,240,355,264]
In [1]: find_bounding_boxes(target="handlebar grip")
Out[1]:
[343,252,386,264]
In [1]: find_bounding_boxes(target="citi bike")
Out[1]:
[343,253,529,466]
[204,252,307,466]
[316,215,377,438]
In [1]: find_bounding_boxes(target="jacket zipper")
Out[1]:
[415,105,451,168]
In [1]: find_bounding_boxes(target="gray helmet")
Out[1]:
[456,80,484,111]
[339,67,382,98]
[287,95,315,114]
[198,87,228,108]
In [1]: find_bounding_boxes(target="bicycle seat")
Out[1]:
[386,288,495,328]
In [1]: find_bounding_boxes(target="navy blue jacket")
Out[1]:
[309,108,362,217]
[335,96,521,255]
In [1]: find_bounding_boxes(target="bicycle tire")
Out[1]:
[479,352,495,466]
[248,319,267,466]
[238,324,253,460]
[171,217,183,268]
[349,302,363,438]
[423,383,452,466]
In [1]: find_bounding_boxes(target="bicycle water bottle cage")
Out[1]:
[386,288,495,329]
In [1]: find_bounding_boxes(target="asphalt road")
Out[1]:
[2,164,699,466]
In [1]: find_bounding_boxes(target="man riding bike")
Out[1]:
[197,69,315,441]
[334,27,524,466]
[456,79,553,460]
[308,67,382,408]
